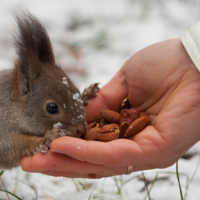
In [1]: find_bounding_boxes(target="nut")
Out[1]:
[100,110,121,123]
[120,109,128,116]
[124,116,150,137]
[84,127,101,140]
[98,119,107,128]
[96,131,120,142]
[101,124,119,133]
[121,97,131,110]
[120,108,139,124]
[84,97,152,143]
[87,122,97,130]
[139,112,151,125]
[119,121,130,138]
[90,114,103,123]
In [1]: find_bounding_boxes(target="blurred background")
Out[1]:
[1,0,200,89]
[1,0,200,199]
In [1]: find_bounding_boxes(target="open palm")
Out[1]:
[21,39,200,178]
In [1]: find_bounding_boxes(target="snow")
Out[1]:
[53,122,63,129]
[73,93,83,104]
[73,93,80,100]
[77,114,85,121]
[62,77,69,87]
[1,0,200,200]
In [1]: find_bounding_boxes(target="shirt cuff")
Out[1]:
[181,21,200,71]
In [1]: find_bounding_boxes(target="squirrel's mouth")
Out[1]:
[76,128,87,138]
[52,121,87,138]
[65,123,87,138]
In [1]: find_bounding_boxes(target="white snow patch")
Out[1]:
[62,77,69,86]
[73,93,83,104]
[77,114,85,120]
[63,103,67,108]
[53,122,63,129]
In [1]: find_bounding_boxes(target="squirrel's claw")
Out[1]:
[81,83,100,105]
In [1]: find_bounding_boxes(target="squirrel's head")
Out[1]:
[11,12,86,137]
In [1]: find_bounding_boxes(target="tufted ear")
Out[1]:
[11,12,56,97]
[13,58,43,96]
[14,12,55,65]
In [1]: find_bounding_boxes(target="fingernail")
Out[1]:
[50,149,65,154]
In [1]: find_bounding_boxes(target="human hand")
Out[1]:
[21,38,200,178]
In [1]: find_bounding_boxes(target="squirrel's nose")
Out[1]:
[76,125,87,137]
[76,129,86,137]
[65,123,87,138]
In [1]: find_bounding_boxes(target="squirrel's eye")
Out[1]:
[46,103,58,114]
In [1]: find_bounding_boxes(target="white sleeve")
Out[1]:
[181,22,200,71]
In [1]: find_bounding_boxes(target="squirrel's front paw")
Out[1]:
[82,83,100,105]
[44,128,70,148]
[35,143,49,154]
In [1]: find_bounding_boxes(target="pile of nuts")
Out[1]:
[84,97,151,142]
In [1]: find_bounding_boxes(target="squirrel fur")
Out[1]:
[0,12,94,169]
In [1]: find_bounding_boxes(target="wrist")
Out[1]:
[181,21,200,71]
[179,38,196,69]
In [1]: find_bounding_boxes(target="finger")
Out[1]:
[85,67,128,121]
[50,126,166,168]
[42,171,96,179]
[21,156,32,172]
[41,164,154,178]
[41,171,114,179]
[21,153,157,175]
[22,151,127,176]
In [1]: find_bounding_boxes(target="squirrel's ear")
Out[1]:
[14,12,55,66]
[12,12,55,97]
[13,58,42,96]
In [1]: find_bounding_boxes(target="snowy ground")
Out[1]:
[1,0,200,199]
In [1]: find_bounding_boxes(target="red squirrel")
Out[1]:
[0,12,99,169]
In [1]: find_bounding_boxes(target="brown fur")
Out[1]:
[0,12,87,169]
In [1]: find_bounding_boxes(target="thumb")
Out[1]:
[84,67,129,122]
